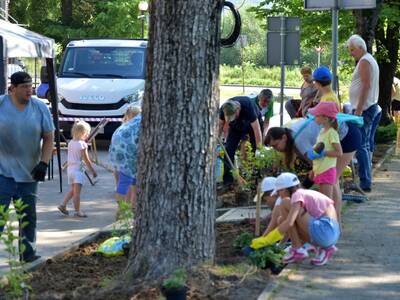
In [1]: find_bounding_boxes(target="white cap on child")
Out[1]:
[253,177,277,202]
[271,172,300,196]
[261,177,277,193]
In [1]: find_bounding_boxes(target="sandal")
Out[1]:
[74,211,88,218]
[58,205,69,216]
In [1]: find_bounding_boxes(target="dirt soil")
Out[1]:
[0,221,271,300]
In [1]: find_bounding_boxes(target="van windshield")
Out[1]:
[59,47,146,79]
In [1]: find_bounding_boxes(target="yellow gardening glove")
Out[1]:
[250,228,284,249]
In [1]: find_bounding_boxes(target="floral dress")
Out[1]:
[109,115,142,178]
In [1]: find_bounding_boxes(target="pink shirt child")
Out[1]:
[291,188,334,218]
[67,140,88,173]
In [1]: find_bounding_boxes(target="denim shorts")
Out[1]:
[116,171,136,195]
[308,216,340,248]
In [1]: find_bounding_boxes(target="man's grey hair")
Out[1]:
[259,89,273,100]
[347,34,367,52]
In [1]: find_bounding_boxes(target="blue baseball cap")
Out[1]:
[313,66,332,82]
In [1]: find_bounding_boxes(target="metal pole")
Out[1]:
[46,58,63,192]
[0,36,7,95]
[331,0,339,94]
[279,16,286,126]
[141,13,144,39]
[318,52,321,67]
[241,40,245,94]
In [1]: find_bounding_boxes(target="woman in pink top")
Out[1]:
[273,172,340,266]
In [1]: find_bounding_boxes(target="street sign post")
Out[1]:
[267,16,300,126]
[304,0,376,93]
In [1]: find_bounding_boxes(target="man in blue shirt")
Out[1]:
[218,96,262,188]
[0,72,54,263]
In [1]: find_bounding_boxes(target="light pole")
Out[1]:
[138,1,148,39]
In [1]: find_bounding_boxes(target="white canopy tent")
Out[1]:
[0,19,54,58]
[0,19,63,192]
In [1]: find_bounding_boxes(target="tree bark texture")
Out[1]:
[375,15,400,124]
[61,0,72,25]
[125,0,223,282]
[353,1,382,53]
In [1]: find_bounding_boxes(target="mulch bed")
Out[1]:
[0,220,271,300]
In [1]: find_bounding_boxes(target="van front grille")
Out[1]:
[60,98,126,110]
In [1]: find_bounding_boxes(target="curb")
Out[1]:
[372,143,396,177]
[20,222,123,274]
[257,266,295,300]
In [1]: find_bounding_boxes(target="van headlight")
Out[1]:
[122,90,142,105]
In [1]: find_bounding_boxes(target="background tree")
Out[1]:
[374,0,400,124]
[124,0,221,282]
[9,0,144,53]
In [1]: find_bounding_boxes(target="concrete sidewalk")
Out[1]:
[0,149,117,275]
[268,156,400,300]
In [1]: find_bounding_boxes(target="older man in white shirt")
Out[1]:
[347,34,381,193]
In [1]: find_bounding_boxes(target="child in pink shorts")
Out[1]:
[306,101,343,199]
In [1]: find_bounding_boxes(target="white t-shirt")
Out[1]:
[349,52,379,110]
[67,140,87,173]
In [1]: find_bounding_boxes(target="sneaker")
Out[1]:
[303,243,317,254]
[282,247,309,264]
[21,255,41,263]
[311,245,337,266]
[74,211,88,218]
[283,245,292,254]
[58,205,69,216]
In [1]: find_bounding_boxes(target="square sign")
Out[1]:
[268,17,300,32]
[304,0,376,10]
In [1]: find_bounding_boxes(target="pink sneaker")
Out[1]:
[303,243,317,254]
[282,247,309,264]
[311,245,337,266]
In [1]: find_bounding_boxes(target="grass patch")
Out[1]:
[211,263,251,276]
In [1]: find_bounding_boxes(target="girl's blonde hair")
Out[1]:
[122,105,141,123]
[71,120,91,140]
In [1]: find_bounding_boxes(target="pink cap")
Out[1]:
[308,101,339,119]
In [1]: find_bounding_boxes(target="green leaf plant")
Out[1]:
[0,199,32,298]
[238,142,282,191]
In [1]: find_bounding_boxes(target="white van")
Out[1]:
[57,39,146,136]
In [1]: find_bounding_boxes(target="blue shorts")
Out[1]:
[116,172,136,195]
[341,123,362,153]
[308,216,340,248]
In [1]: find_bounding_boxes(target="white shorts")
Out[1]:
[67,170,85,185]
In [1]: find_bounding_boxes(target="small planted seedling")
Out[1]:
[161,269,187,300]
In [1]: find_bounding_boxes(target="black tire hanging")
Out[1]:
[220,1,241,48]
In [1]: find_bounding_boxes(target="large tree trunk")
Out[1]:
[375,1,400,125]
[61,0,72,25]
[124,0,222,282]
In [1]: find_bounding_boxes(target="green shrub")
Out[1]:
[375,123,397,144]
[233,232,255,249]
[248,244,285,268]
